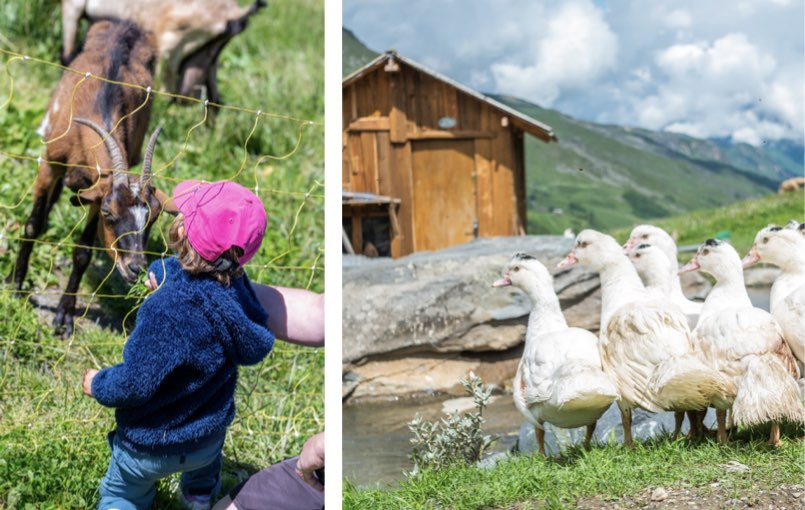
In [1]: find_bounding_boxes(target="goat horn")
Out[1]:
[73,117,127,187]
[140,126,162,190]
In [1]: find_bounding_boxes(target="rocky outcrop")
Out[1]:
[343,236,600,363]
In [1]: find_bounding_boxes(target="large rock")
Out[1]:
[342,236,602,363]
[346,353,521,400]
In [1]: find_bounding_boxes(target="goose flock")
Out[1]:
[494,221,805,452]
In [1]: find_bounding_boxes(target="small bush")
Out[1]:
[408,372,493,472]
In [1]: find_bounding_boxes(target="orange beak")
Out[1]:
[678,256,700,275]
[492,275,512,287]
[741,245,760,269]
[622,237,636,254]
[557,251,578,269]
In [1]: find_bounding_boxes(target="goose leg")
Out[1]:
[585,422,596,448]
[716,409,727,445]
[685,410,700,440]
[535,427,546,456]
[620,408,633,448]
[696,407,712,437]
[672,411,684,440]
[768,421,781,447]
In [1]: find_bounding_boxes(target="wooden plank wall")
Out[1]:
[343,63,527,256]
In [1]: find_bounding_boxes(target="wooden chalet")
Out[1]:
[343,50,556,258]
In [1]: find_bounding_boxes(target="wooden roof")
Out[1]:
[343,50,557,143]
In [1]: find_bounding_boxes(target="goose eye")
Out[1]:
[641,234,648,239]
[702,248,710,256]
[762,237,769,244]
[512,266,520,272]
[634,254,641,259]
[578,241,588,249]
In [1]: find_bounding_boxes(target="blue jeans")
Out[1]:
[98,432,224,510]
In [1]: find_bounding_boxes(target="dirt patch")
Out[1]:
[21,263,135,335]
[572,483,805,510]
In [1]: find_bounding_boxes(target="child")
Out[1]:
[83,180,274,510]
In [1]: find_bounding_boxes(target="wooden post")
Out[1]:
[351,213,363,254]
[389,71,407,143]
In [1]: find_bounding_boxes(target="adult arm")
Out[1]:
[251,284,324,347]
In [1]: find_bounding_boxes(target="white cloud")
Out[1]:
[629,33,797,144]
[490,0,618,106]
[665,9,692,29]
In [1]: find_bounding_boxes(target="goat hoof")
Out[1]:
[52,310,74,338]
[4,275,27,297]
[4,272,18,288]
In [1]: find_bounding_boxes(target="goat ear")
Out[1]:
[154,188,179,215]
[69,186,105,207]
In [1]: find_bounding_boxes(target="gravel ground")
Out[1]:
[572,483,805,510]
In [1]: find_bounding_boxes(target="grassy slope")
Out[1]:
[610,190,805,257]
[0,1,323,507]
[343,431,804,510]
[500,96,786,235]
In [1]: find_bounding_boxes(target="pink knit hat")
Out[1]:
[172,180,266,266]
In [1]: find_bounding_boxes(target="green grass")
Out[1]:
[343,430,805,510]
[610,190,805,256]
[0,1,323,507]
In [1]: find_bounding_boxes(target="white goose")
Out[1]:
[627,242,709,439]
[680,239,804,445]
[623,225,702,327]
[493,253,619,455]
[627,243,674,299]
[558,230,731,447]
[742,223,805,367]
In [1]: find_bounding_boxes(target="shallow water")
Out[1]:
[343,286,773,487]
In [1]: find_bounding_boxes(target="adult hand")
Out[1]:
[295,432,324,491]
[82,369,99,397]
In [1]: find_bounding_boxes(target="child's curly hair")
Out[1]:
[169,214,243,286]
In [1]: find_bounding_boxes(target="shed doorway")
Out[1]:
[411,139,477,252]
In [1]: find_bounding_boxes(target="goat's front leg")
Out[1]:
[205,46,223,105]
[7,162,64,290]
[53,206,98,337]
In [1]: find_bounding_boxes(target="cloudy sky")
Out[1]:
[344,0,804,146]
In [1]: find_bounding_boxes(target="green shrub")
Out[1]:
[408,373,493,472]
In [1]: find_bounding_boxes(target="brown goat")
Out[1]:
[8,20,169,336]
[779,176,805,194]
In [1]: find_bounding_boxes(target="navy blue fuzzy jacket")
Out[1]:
[91,257,275,455]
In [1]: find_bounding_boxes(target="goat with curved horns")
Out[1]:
[7,20,174,337]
